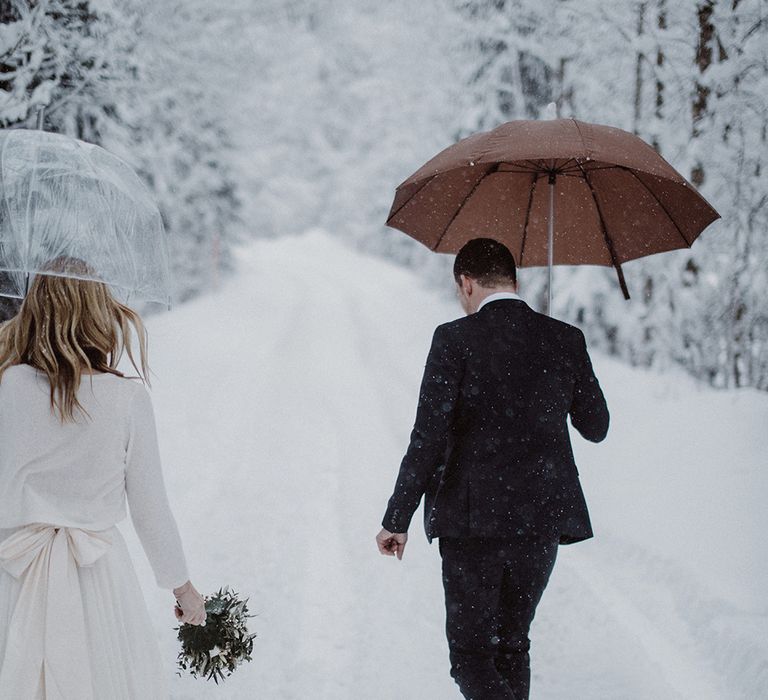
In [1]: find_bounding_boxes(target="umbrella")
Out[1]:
[386,118,721,314]
[0,128,170,306]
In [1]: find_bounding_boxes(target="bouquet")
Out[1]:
[176,587,256,683]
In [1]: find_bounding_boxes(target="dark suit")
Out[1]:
[382,298,608,699]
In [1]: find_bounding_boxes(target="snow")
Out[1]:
[120,230,768,699]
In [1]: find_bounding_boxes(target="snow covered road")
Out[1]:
[122,232,768,699]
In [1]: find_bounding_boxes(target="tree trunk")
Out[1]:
[653,0,666,151]
[632,2,646,136]
[691,0,716,186]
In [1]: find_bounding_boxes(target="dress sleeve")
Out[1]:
[125,384,190,589]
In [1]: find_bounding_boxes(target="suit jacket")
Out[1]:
[382,298,609,545]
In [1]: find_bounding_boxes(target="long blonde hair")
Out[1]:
[0,257,149,422]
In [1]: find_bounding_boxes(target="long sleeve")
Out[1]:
[382,324,463,533]
[569,328,609,443]
[125,385,189,589]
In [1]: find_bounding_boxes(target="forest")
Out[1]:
[1,0,766,390]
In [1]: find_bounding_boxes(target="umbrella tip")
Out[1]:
[543,102,558,120]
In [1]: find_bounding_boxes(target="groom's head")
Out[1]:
[453,238,518,315]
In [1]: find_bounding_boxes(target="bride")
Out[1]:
[0,263,206,698]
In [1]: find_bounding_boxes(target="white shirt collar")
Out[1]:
[477,291,523,312]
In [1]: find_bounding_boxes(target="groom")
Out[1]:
[376,238,609,700]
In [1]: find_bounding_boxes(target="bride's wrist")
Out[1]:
[173,580,192,597]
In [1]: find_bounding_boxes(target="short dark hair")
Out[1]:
[453,238,517,287]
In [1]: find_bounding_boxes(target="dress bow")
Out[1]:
[0,524,113,699]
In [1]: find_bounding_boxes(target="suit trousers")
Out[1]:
[439,533,559,700]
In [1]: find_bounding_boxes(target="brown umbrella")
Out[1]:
[386,118,721,313]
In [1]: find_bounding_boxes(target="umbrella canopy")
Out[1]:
[0,129,170,306]
[387,118,720,305]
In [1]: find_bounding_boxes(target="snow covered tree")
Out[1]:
[452,0,767,390]
[107,0,242,302]
[0,0,139,136]
[0,0,141,321]
[596,0,768,389]
[3,0,763,387]
[217,0,469,283]
[0,0,242,307]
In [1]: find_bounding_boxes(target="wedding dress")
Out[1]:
[0,364,189,699]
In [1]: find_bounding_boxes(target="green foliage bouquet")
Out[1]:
[176,587,256,683]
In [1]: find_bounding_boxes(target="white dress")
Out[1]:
[0,364,189,699]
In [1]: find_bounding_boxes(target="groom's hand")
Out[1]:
[376,528,408,560]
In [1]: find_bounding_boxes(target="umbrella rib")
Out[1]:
[571,118,589,156]
[497,162,541,175]
[522,159,549,172]
[560,166,614,175]
[386,173,439,225]
[0,137,15,286]
[498,167,543,174]
[561,159,597,174]
[518,173,538,267]
[575,161,631,300]
[556,157,578,173]
[432,164,500,251]
[624,167,690,247]
[503,158,578,175]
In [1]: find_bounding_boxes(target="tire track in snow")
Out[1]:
[562,549,723,699]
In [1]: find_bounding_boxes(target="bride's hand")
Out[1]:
[173,580,207,626]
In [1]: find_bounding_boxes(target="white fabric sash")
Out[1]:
[0,524,113,700]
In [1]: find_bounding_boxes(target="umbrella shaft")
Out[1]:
[547,176,555,316]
